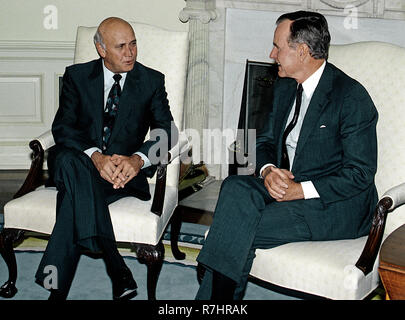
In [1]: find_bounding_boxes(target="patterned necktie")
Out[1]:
[102,74,122,152]
[280,83,303,170]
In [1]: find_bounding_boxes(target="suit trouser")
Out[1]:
[35,148,135,295]
[196,175,321,299]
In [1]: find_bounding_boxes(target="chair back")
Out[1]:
[329,42,405,235]
[73,22,189,188]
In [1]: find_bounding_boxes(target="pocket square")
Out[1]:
[320,124,326,128]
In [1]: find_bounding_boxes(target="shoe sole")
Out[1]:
[114,288,138,300]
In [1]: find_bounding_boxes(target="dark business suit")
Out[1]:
[196,62,378,299]
[35,58,176,294]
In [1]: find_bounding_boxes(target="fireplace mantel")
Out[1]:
[216,0,405,20]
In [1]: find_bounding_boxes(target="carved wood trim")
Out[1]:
[0,228,26,298]
[355,196,392,275]
[13,139,44,199]
[151,163,167,217]
[133,241,165,265]
[132,241,165,300]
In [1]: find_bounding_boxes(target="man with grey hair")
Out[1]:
[93,29,104,48]
[34,17,176,300]
[196,11,378,300]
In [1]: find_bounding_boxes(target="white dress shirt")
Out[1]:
[260,61,326,199]
[84,60,150,168]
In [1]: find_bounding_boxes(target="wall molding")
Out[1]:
[0,40,75,57]
[0,73,43,124]
[0,40,74,169]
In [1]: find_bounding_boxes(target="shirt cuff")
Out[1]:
[301,181,320,199]
[84,147,102,158]
[134,152,151,169]
[83,148,150,170]
[259,163,275,178]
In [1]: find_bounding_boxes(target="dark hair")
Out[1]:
[276,11,330,60]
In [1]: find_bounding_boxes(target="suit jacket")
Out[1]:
[255,62,378,239]
[48,58,177,199]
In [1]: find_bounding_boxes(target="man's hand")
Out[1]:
[91,152,144,189]
[91,151,121,186]
[110,154,144,189]
[262,166,304,201]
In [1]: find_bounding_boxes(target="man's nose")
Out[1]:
[124,45,133,57]
[269,47,276,60]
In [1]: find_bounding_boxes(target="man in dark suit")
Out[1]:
[34,17,177,300]
[196,11,378,299]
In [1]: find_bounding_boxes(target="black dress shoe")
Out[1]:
[112,271,138,300]
[48,289,68,300]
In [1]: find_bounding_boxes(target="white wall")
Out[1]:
[0,0,187,169]
[0,0,187,41]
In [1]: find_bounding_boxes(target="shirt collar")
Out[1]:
[301,60,326,100]
[102,60,127,88]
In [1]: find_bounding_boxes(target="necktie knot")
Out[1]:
[297,83,303,94]
[113,74,122,83]
[111,74,122,97]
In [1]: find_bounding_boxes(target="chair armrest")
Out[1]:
[168,131,190,164]
[381,182,405,210]
[14,130,54,198]
[150,132,190,216]
[355,183,405,275]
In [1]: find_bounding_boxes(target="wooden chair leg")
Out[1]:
[133,241,165,300]
[169,207,186,260]
[0,228,25,298]
[197,262,206,284]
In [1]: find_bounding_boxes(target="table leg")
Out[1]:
[169,207,186,260]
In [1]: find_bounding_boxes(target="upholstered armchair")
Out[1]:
[194,42,405,300]
[246,42,405,299]
[0,22,189,300]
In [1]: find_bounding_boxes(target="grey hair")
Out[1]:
[276,11,330,60]
[93,28,105,49]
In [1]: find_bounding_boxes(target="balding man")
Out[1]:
[35,17,176,300]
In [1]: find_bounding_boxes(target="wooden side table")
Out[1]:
[378,224,405,300]
[169,179,222,260]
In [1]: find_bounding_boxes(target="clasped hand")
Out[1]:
[262,166,304,201]
[91,152,144,189]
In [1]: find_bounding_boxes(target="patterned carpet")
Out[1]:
[0,220,299,300]
[0,214,205,266]
[0,214,385,301]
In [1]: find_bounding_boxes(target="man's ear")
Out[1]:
[95,42,106,58]
[298,43,309,61]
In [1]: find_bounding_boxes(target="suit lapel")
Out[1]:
[293,63,333,168]
[88,59,104,148]
[107,62,142,147]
